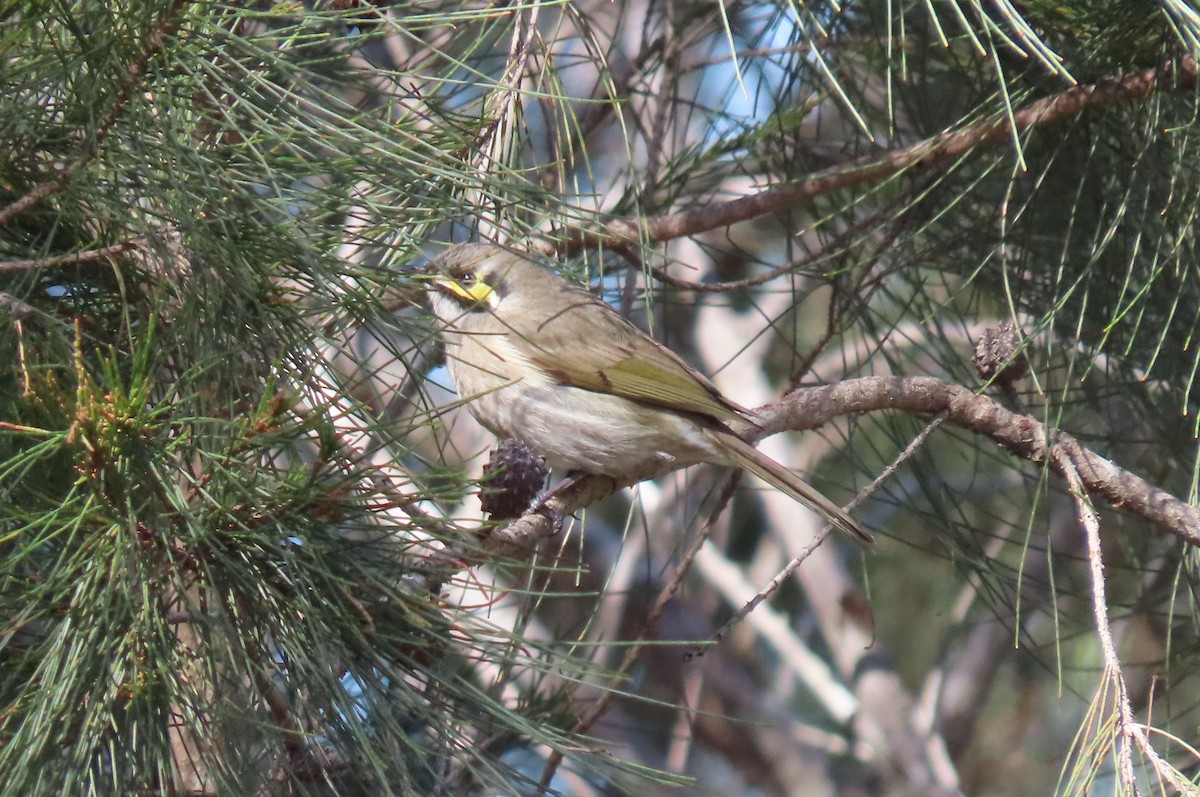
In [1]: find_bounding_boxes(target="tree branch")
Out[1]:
[1059,453,1195,793]
[556,56,1197,253]
[0,239,145,273]
[0,0,193,227]
[760,376,1200,546]
[407,374,1200,595]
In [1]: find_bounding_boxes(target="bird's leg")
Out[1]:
[527,471,585,530]
[527,470,623,532]
[530,501,565,536]
[533,470,584,505]
[531,468,622,529]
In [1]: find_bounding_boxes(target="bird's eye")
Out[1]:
[438,269,494,305]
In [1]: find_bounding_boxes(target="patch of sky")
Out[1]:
[696,4,837,150]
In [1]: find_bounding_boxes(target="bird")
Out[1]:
[426,242,873,546]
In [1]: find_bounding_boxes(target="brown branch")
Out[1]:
[406,375,1200,597]
[558,56,1198,253]
[0,0,193,227]
[758,376,1200,546]
[0,239,145,273]
[0,294,38,322]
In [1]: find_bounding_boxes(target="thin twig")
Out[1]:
[631,188,918,296]
[461,2,542,238]
[0,239,145,273]
[1059,454,1138,789]
[535,474,741,794]
[1060,452,1194,794]
[785,199,915,388]
[702,411,948,648]
[689,539,858,722]
[0,0,194,226]
[558,56,1198,253]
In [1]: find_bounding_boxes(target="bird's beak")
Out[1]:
[432,277,494,304]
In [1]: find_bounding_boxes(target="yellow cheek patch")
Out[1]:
[437,278,494,304]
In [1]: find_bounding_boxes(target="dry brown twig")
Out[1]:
[550,55,1197,255]
[761,377,1200,546]
[701,409,949,650]
[533,475,740,793]
[0,239,147,274]
[0,0,195,228]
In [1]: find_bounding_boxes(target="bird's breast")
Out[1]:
[445,331,718,476]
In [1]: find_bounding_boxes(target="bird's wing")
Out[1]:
[507,290,748,426]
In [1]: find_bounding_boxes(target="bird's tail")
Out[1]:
[712,431,874,547]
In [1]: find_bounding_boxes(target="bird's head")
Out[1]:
[427,243,541,322]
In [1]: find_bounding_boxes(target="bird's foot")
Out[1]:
[526,470,591,533]
[531,500,565,535]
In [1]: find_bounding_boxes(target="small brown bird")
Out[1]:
[427,243,872,546]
